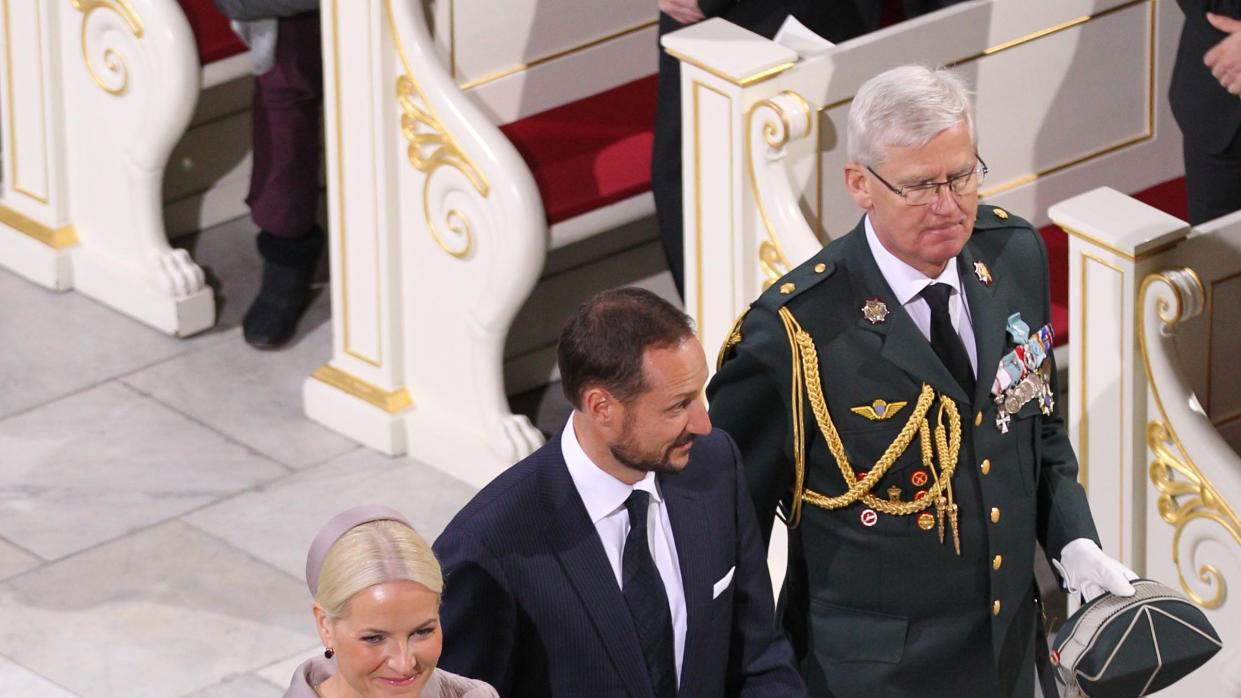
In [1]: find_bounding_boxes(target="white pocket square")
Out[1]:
[712,567,736,599]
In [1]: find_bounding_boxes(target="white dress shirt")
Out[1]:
[865,216,978,377]
[561,416,688,684]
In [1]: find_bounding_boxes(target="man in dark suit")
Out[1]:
[707,66,1136,697]
[1171,0,1241,224]
[434,287,804,697]
[651,0,869,295]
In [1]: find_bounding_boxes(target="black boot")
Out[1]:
[243,228,324,349]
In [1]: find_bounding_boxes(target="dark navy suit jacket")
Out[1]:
[433,428,805,697]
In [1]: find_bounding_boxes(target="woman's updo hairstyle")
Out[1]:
[307,507,443,619]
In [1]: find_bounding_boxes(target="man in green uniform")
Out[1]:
[707,65,1137,697]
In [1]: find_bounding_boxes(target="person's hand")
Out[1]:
[1053,538,1139,602]
[1205,13,1241,95]
[659,0,705,25]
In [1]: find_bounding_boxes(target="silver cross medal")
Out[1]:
[995,410,1011,434]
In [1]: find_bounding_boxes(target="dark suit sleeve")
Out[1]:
[721,431,807,697]
[1029,229,1101,561]
[434,530,518,695]
[1177,0,1241,17]
[708,307,796,548]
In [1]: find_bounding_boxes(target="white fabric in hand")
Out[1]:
[1053,538,1138,602]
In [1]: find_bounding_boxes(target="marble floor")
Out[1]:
[0,215,575,698]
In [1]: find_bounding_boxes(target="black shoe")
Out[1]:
[243,229,323,349]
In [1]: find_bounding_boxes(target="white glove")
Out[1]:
[1052,538,1138,602]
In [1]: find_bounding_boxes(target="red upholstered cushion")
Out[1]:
[1131,177,1189,222]
[177,0,248,64]
[1038,223,1070,347]
[1037,177,1187,348]
[500,75,658,225]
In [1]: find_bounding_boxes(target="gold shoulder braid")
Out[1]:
[716,309,750,371]
[776,306,963,554]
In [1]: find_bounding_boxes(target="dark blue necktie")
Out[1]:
[920,283,976,397]
[622,489,677,698]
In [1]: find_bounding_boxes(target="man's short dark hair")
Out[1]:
[558,287,695,409]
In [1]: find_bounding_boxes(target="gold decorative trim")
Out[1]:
[665,47,794,88]
[1057,222,1183,264]
[747,93,812,285]
[1139,270,1241,609]
[329,0,381,367]
[762,100,792,149]
[0,205,78,248]
[312,365,413,413]
[1147,421,1240,609]
[814,0,1154,216]
[385,0,490,261]
[70,0,144,97]
[458,18,658,91]
[716,308,749,371]
[3,0,50,203]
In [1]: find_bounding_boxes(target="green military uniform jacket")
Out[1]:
[708,206,1100,697]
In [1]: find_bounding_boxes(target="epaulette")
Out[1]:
[973,204,1033,232]
[752,251,838,314]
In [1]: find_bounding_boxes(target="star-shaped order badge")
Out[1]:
[974,260,993,286]
[862,298,889,324]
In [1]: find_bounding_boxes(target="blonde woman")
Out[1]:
[286,505,497,698]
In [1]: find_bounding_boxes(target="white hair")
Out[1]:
[847,65,976,167]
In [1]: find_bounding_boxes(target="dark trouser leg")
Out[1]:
[651,13,687,297]
[1184,127,1241,225]
[244,13,325,348]
[248,12,323,239]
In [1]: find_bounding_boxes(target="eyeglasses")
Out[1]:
[866,156,989,206]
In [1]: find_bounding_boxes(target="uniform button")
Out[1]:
[980,458,991,475]
[993,600,1002,615]
[990,507,1001,523]
[993,554,1003,570]
[975,411,983,426]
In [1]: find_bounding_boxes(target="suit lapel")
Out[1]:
[843,227,971,405]
[541,446,653,698]
[958,241,1006,409]
[660,476,710,697]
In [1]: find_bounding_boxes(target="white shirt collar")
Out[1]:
[864,215,963,306]
[561,415,662,525]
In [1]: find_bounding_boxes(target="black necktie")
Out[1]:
[919,283,976,397]
[622,490,677,698]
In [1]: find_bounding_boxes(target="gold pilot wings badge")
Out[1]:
[850,398,908,421]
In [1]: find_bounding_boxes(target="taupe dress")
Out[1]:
[282,657,498,698]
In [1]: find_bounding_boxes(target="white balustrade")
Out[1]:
[1051,187,1241,696]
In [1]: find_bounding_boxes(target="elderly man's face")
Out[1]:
[844,121,978,278]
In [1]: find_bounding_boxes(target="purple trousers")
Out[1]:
[247,12,322,239]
